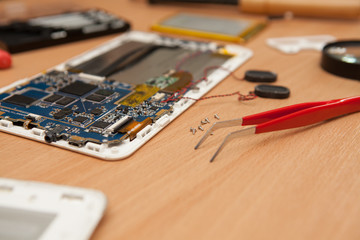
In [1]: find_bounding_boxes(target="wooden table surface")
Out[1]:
[1,0,360,239]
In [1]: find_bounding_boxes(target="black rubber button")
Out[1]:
[244,70,277,83]
[254,84,290,99]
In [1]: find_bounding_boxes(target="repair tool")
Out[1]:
[321,40,360,80]
[195,96,360,162]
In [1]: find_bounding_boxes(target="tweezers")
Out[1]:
[195,96,360,162]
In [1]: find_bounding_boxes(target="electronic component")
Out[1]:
[60,81,97,96]
[151,12,266,43]
[244,70,277,82]
[53,108,73,119]
[95,89,114,96]
[0,31,252,160]
[162,71,193,93]
[0,9,130,53]
[119,84,159,107]
[56,97,75,106]
[151,93,166,101]
[106,115,132,134]
[91,108,103,116]
[45,125,67,143]
[68,136,96,147]
[146,75,178,89]
[73,116,88,124]
[92,121,111,129]
[4,94,37,107]
[70,42,231,84]
[254,85,290,99]
[86,94,106,102]
[119,117,152,140]
[44,94,63,103]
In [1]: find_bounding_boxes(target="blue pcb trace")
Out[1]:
[0,70,173,147]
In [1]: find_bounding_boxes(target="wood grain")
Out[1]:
[0,1,360,239]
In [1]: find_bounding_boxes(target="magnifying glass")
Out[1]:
[321,40,360,80]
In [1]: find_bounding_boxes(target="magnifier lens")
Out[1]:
[321,41,360,80]
[327,46,360,64]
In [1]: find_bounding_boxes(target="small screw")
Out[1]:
[190,127,197,135]
[214,114,220,120]
[201,120,207,125]
[205,117,210,123]
[198,126,204,131]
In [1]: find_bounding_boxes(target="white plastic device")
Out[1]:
[0,31,252,160]
[266,35,336,54]
[0,178,107,240]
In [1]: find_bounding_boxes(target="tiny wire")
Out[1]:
[162,65,250,103]
[163,50,250,103]
[182,91,257,102]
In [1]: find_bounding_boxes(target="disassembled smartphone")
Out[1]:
[0,9,130,53]
[0,31,252,160]
[151,13,266,43]
[0,178,106,240]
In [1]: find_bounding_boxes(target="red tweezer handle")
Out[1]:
[242,96,360,134]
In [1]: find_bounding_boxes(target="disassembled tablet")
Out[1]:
[0,178,106,240]
[0,31,252,160]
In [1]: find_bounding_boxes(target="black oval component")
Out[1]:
[244,70,277,83]
[254,84,290,99]
[321,40,360,80]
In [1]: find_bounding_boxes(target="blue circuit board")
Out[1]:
[0,32,238,159]
[0,70,173,147]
